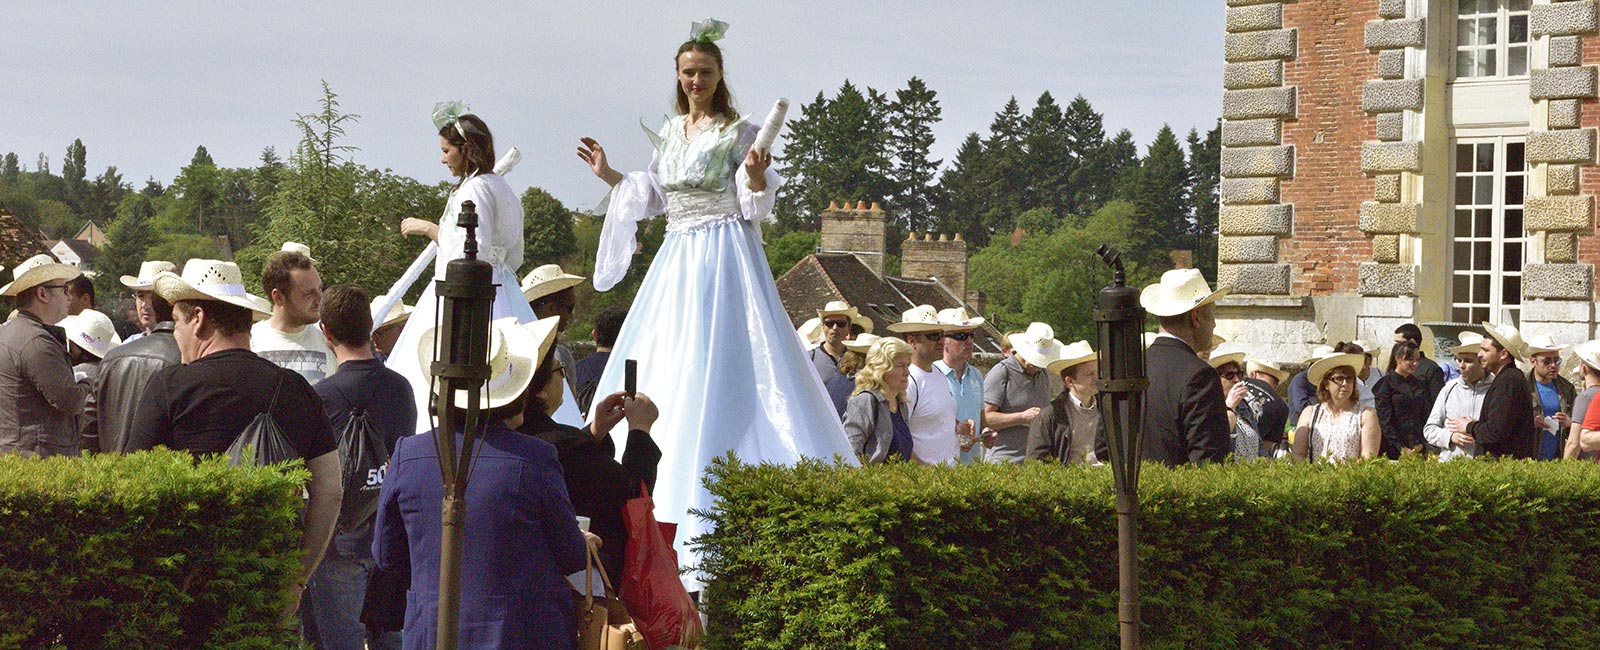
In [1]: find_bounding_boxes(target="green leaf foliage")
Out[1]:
[698,456,1600,649]
[0,450,308,648]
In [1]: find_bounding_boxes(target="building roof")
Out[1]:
[50,238,102,264]
[0,209,51,267]
[776,252,1002,353]
[74,221,107,247]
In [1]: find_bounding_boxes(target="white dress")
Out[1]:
[591,115,858,589]
[1308,403,1370,461]
[386,173,582,432]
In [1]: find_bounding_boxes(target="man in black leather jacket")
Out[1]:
[92,290,179,453]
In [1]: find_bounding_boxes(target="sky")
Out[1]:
[3,1,1223,211]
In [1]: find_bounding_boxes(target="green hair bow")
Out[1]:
[432,100,471,136]
[690,17,728,43]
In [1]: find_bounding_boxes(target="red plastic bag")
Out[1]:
[621,482,702,649]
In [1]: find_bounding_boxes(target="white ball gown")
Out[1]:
[591,114,858,589]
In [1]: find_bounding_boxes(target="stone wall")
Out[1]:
[901,232,968,299]
[818,200,888,278]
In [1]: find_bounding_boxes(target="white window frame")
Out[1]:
[1451,0,1532,82]
[1450,136,1527,326]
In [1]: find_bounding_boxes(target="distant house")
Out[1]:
[775,201,1003,353]
[74,221,107,248]
[49,238,101,271]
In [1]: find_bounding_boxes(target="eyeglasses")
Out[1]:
[1219,370,1242,381]
[1327,375,1356,385]
[1534,356,1561,365]
[918,332,944,342]
[822,319,851,329]
[946,332,973,341]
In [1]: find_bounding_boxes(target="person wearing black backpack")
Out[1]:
[307,284,415,650]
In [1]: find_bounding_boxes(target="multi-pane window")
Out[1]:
[1456,0,1530,79]
[1451,138,1525,324]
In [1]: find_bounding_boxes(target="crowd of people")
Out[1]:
[7,15,1600,650]
[808,267,1600,468]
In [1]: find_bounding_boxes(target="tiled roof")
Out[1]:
[0,210,50,267]
[776,252,1001,353]
[51,238,101,262]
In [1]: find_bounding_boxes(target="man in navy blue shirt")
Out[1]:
[307,284,415,650]
[573,306,628,414]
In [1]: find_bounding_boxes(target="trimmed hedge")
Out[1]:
[0,450,308,648]
[697,456,1600,649]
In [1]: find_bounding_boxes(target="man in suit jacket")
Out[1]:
[1138,269,1233,466]
[1454,322,1539,459]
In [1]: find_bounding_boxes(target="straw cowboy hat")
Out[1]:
[887,305,944,334]
[1247,359,1290,384]
[0,254,82,297]
[1572,340,1600,373]
[370,294,414,330]
[151,259,273,318]
[1482,321,1528,362]
[1306,345,1337,363]
[1205,343,1247,371]
[795,317,824,346]
[520,264,585,303]
[843,333,882,354]
[1451,331,1485,356]
[1524,332,1569,356]
[120,260,176,290]
[279,241,319,264]
[1046,340,1096,375]
[59,309,122,359]
[1011,322,1067,369]
[1308,353,1366,387]
[418,316,561,410]
[852,313,874,333]
[1139,268,1231,317]
[817,300,860,321]
[936,306,985,331]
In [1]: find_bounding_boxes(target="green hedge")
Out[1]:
[0,450,308,648]
[697,456,1600,649]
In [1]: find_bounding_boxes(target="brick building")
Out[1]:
[1217,0,1600,360]
[776,201,1003,353]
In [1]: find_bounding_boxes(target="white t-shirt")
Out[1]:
[907,363,959,465]
[251,321,335,385]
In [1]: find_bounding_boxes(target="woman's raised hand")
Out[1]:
[578,137,624,187]
[400,217,439,242]
[743,147,771,192]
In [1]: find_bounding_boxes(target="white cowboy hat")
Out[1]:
[1308,353,1366,387]
[1349,339,1375,356]
[1524,332,1570,356]
[1306,345,1337,363]
[816,300,860,321]
[887,305,944,334]
[59,308,122,359]
[370,294,414,330]
[1046,340,1096,375]
[1011,322,1066,369]
[1205,342,1247,371]
[936,306,986,331]
[151,259,273,318]
[1451,331,1486,356]
[843,332,882,354]
[418,316,561,410]
[1571,340,1600,373]
[1482,321,1528,362]
[1139,268,1231,317]
[1247,359,1289,384]
[796,317,824,345]
[520,264,585,303]
[0,254,82,297]
[852,313,874,334]
[120,260,176,290]
[279,241,319,264]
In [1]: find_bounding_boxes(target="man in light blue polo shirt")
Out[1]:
[933,307,989,464]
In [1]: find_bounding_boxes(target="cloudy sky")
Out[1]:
[4,1,1222,210]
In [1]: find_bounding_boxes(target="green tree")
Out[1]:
[141,178,165,198]
[775,82,896,230]
[888,77,942,233]
[1125,126,1191,268]
[521,186,577,270]
[1187,122,1222,279]
[96,193,158,299]
[1061,95,1107,216]
[1022,91,1070,218]
[63,139,88,211]
[765,229,819,279]
[932,133,989,245]
[976,97,1027,236]
[84,166,127,226]
[2,153,20,184]
[171,146,220,233]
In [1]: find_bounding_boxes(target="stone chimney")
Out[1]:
[818,199,888,277]
[902,230,968,299]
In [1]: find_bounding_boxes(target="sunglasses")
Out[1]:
[1219,370,1242,381]
[1534,356,1560,365]
[822,319,851,329]
[946,332,973,341]
[918,332,945,342]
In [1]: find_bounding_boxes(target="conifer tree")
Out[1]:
[888,77,942,232]
[1,153,19,184]
[933,132,989,245]
[1126,125,1191,267]
[1023,91,1071,221]
[1187,122,1222,277]
[97,193,156,297]
[976,97,1026,235]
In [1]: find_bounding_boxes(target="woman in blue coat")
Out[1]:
[374,316,588,649]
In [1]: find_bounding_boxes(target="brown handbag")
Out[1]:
[577,539,647,650]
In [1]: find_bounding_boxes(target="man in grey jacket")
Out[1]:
[92,285,180,453]
[0,255,90,457]
[1422,332,1492,461]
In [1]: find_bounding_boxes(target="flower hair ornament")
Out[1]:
[431,100,481,139]
[690,17,729,43]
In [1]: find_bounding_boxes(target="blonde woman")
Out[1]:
[842,337,914,464]
[1292,352,1382,462]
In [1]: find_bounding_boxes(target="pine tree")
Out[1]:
[1126,125,1191,267]
[1061,95,1107,216]
[933,132,989,245]
[1101,129,1140,202]
[774,82,895,230]
[142,178,165,198]
[888,77,942,232]
[521,186,577,268]
[1,153,18,184]
[773,91,829,231]
[85,166,127,225]
[97,193,157,298]
[172,145,220,232]
[1022,91,1071,220]
[1187,122,1222,278]
[255,146,286,199]
[63,139,88,212]
[976,97,1026,236]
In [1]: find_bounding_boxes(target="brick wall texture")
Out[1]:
[1578,33,1600,298]
[1281,0,1379,296]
